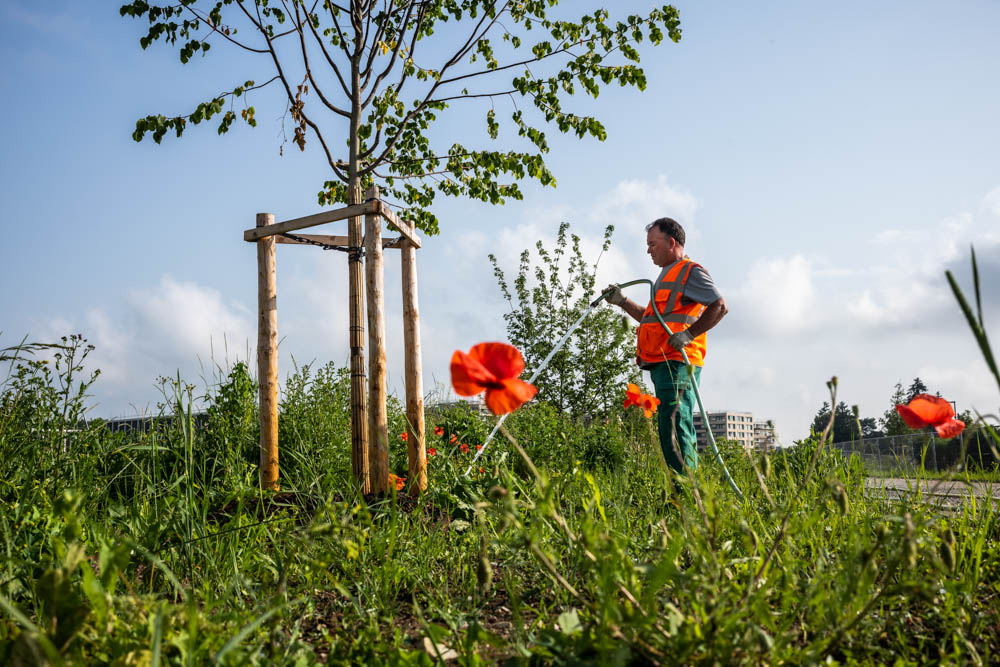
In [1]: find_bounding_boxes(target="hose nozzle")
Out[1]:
[591,285,617,308]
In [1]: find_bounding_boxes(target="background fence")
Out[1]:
[829,429,998,475]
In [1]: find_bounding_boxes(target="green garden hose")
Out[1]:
[595,279,744,500]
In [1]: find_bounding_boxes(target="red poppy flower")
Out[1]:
[623,383,642,410]
[479,467,485,474]
[460,443,470,454]
[451,342,538,415]
[639,394,660,418]
[428,447,437,457]
[450,433,458,444]
[388,473,406,491]
[434,426,444,437]
[895,394,965,439]
[400,432,409,442]
[475,444,482,451]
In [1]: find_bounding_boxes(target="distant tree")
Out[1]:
[490,222,641,416]
[880,381,909,436]
[859,416,882,439]
[906,377,929,402]
[120,1,683,235]
[810,401,863,443]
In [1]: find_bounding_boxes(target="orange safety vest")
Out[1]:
[636,259,708,367]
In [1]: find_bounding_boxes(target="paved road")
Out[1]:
[865,477,1000,509]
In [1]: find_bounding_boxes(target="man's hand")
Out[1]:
[668,329,694,351]
[603,284,627,306]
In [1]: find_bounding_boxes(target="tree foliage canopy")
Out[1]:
[120,1,682,234]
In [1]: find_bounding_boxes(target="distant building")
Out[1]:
[693,410,755,450]
[754,421,777,451]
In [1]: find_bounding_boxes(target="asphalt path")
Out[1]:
[864,477,1000,510]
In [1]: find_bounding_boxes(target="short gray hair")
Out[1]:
[645,217,685,246]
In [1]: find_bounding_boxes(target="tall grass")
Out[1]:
[1,247,999,663]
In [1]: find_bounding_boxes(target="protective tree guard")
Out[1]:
[246,200,426,495]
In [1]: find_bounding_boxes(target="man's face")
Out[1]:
[646,227,677,267]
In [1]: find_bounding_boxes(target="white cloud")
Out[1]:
[725,254,821,337]
[126,275,253,363]
[984,186,1000,219]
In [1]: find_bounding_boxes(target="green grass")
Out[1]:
[2,340,1000,665]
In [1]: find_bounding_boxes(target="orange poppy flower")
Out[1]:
[400,431,408,442]
[450,433,458,444]
[434,426,444,436]
[428,447,437,457]
[895,394,965,439]
[475,444,482,451]
[623,383,642,410]
[460,443,470,454]
[450,342,538,415]
[388,473,406,491]
[639,394,660,418]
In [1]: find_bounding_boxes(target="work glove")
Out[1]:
[603,284,627,306]
[668,329,694,351]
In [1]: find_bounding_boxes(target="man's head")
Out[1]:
[645,217,685,267]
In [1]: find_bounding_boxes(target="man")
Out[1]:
[605,218,727,473]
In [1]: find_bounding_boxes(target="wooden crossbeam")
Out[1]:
[370,200,421,248]
[244,200,422,248]
[274,233,406,249]
[243,202,370,242]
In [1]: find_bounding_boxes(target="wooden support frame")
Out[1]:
[247,199,425,495]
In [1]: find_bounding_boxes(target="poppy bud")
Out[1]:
[904,539,917,569]
[939,528,957,572]
[477,534,493,595]
[761,454,772,479]
[832,483,848,516]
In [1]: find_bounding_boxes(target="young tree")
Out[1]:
[120,1,682,235]
[490,222,641,416]
[121,0,682,492]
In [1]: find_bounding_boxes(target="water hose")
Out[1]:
[464,279,745,501]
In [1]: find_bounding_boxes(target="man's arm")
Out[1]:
[686,297,728,338]
[619,297,646,323]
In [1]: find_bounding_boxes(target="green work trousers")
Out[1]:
[649,360,701,474]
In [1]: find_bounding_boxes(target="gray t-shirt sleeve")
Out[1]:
[681,265,722,305]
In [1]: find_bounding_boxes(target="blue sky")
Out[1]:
[2,1,999,442]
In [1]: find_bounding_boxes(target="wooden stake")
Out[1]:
[401,233,426,493]
[256,213,279,491]
[365,185,390,494]
[348,184,370,494]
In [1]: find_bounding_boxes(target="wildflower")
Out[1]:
[895,394,965,439]
[450,342,538,415]
[428,447,437,457]
[475,445,482,451]
[434,426,444,436]
[623,382,659,418]
[623,383,643,410]
[400,431,409,442]
[460,443,470,454]
[640,394,660,418]
[388,473,406,491]
[450,433,458,444]
[479,466,485,474]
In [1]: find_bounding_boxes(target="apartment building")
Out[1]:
[693,410,755,450]
[754,421,777,451]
